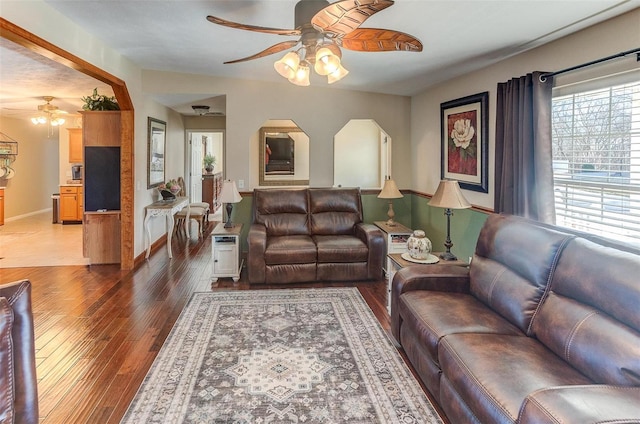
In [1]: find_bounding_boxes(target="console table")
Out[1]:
[144,196,189,259]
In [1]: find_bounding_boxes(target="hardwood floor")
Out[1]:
[0,221,445,424]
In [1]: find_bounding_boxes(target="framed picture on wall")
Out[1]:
[440,91,488,193]
[147,117,166,188]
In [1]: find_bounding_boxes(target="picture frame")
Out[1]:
[440,91,489,193]
[147,117,166,188]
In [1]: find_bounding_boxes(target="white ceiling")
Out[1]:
[1,0,639,119]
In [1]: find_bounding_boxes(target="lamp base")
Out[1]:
[439,251,458,261]
[224,203,234,228]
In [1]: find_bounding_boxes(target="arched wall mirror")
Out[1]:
[334,119,391,189]
[259,120,309,186]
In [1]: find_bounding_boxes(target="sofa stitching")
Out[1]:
[441,337,515,421]
[0,303,15,424]
[527,235,575,336]
[486,268,506,308]
[564,311,598,362]
[6,281,27,306]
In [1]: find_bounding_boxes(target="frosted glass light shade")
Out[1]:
[289,62,310,86]
[314,47,341,76]
[274,52,300,79]
[327,65,349,84]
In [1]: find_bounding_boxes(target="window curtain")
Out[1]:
[495,71,555,223]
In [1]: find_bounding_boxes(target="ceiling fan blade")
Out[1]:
[311,0,394,35]
[223,40,300,64]
[341,28,423,52]
[207,15,301,36]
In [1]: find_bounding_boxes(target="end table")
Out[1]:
[211,222,243,282]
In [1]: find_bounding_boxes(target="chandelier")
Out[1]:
[274,39,348,87]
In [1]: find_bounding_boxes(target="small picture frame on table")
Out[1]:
[440,91,488,193]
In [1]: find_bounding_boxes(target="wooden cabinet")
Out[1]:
[84,212,120,264]
[202,172,223,212]
[82,111,121,147]
[67,128,83,163]
[211,223,243,282]
[60,185,83,223]
[0,188,4,226]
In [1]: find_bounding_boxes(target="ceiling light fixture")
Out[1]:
[31,96,65,127]
[192,105,210,115]
[274,41,348,86]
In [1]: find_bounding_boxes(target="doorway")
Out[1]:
[187,130,224,217]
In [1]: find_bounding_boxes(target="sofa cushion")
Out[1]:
[471,214,575,335]
[253,189,309,236]
[439,333,592,424]
[264,235,316,265]
[532,237,640,386]
[309,188,362,235]
[0,297,15,424]
[399,291,523,365]
[314,235,368,263]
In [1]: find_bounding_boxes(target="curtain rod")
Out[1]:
[539,47,640,82]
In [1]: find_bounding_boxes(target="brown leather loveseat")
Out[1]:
[391,214,640,424]
[0,279,39,424]
[248,188,384,284]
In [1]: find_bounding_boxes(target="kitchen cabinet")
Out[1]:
[60,185,83,223]
[67,128,83,163]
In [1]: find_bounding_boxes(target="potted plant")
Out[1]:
[203,154,216,173]
[81,88,120,111]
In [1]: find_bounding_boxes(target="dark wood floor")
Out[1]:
[0,221,445,424]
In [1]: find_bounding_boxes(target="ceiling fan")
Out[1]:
[206,0,422,86]
[31,96,68,126]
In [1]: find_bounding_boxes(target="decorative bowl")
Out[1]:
[160,189,176,200]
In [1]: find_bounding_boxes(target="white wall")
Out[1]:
[0,116,59,218]
[411,8,640,210]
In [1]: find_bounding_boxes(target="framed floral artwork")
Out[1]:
[440,91,488,193]
[147,117,166,189]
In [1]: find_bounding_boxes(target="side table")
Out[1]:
[374,221,413,275]
[211,222,243,282]
[144,196,189,259]
[386,252,468,314]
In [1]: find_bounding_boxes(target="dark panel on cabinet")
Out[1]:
[85,146,120,211]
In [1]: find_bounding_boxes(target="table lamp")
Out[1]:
[220,180,242,228]
[428,180,471,260]
[377,176,403,226]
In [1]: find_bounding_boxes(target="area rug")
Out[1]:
[121,288,443,423]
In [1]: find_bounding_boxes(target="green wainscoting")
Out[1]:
[230,192,489,262]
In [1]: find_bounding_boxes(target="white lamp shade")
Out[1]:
[289,62,310,86]
[378,178,403,199]
[220,180,242,203]
[327,64,349,84]
[429,180,471,209]
[274,52,300,79]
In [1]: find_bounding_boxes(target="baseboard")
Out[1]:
[5,208,52,222]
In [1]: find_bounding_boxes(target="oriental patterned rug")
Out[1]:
[121,288,443,423]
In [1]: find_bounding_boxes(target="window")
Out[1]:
[552,80,640,246]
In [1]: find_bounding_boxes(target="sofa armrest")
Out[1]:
[519,385,640,424]
[247,224,267,284]
[355,223,385,279]
[0,279,38,424]
[391,265,470,342]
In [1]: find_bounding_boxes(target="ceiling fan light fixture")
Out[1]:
[314,46,341,76]
[288,61,311,86]
[31,116,47,125]
[274,51,301,79]
[327,64,349,84]
[50,115,65,126]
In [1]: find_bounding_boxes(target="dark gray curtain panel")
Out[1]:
[495,71,555,223]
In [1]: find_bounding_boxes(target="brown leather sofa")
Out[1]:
[0,279,39,424]
[391,214,640,424]
[248,188,385,284]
